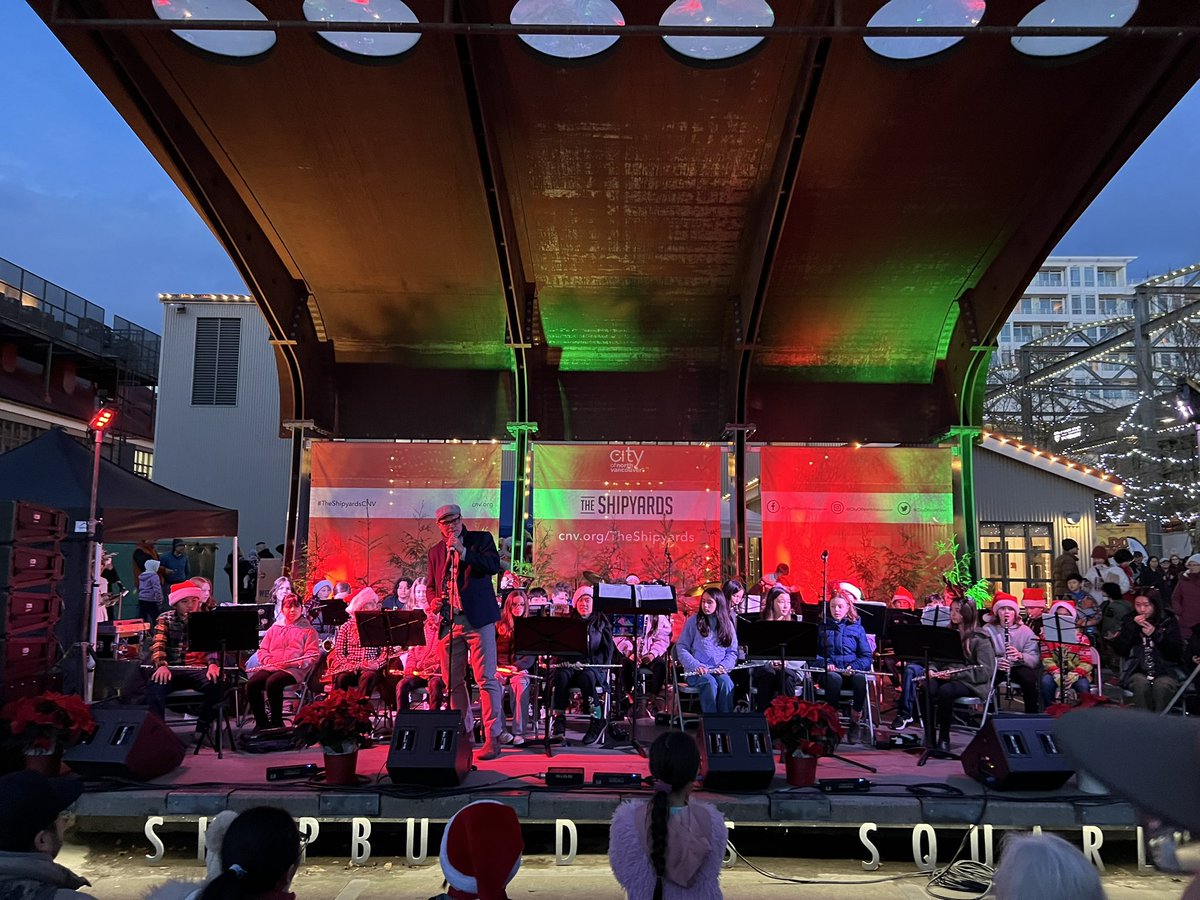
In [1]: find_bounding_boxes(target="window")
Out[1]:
[1069,267,1081,287]
[1084,294,1097,315]
[1070,295,1082,315]
[0,419,45,455]
[1097,269,1119,287]
[191,318,241,406]
[979,523,1053,598]
[1034,269,1064,287]
[133,449,154,479]
[1011,324,1034,343]
[1084,267,1096,287]
[1038,299,1063,314]
[1020,298,1033,314]
[1099,298,1119,315]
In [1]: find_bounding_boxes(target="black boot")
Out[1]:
[582,717,604,745]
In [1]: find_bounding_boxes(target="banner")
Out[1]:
[308,442,503,590]
[532,444,722,590]
[760,447,954,605]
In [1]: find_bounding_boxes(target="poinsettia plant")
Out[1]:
[1044,691,1110,719]
[764,695,844,758]
[1,692,96,754]
[293,689,374,753]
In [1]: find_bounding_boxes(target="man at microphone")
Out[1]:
[428,503,504,760]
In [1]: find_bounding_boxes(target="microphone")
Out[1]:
[821,550,829,561]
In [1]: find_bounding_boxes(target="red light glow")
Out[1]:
[89,408,117,431]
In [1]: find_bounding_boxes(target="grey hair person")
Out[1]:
[991,832,1104,900]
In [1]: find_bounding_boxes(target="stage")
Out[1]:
[70,723,1138,843]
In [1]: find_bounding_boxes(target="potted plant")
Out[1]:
[1,691,96,776]
[1044,692,1110,794]
[764,695,844,787]
[293,689,374,785]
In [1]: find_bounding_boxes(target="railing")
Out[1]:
[0,256,160,381]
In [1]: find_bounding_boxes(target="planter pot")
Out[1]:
[24,750,63,778]
[323,748,359,785]
[783,752,818,788]
[1076,770,1108,795]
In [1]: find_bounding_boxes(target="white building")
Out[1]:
[152,294,290,597]
[993,256,1138,408]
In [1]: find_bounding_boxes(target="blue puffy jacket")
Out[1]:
[817,618,872,671]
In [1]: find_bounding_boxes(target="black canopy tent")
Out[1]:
[0,428,237,541]
[0,428,238,652]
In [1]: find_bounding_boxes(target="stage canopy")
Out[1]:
[0,428,238,540]
[28,2,1200,442]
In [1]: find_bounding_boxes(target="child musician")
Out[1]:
[815,586,873,744]
[676,587,739,714]
[246,593,320,730]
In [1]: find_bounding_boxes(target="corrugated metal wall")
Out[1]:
[152,301,291,599]
[974,449,1099,558]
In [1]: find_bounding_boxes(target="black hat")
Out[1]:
[0,770,84,851]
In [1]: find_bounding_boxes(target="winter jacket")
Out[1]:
[1114,615,1186,686]
[616,614,672,661]
[984,622,1041,670]
[254,620,320,682]
[1040,641,1094,682]
[816,618,872,672]
[609,799,727,900]
[950,632,997,702]
[676,615,738,673]
[1052,551,1081,598]
[1173,574,1200,636]
[0,851,92,899]
[1085,562,1129,602]
[137,570,164,606]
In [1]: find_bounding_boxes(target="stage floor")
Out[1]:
[71,722,1136,834]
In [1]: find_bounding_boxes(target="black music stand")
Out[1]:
[594,583,677,753]
[1042,614,1079,706]
[188,608,260,759]
[312,598,349,632]
[253,603,277,631]
[357,610,427,732]
[513,617,585,758]
[889,624,968,766]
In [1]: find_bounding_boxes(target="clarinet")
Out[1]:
[1003,626,1012,689]
[1142,628,1157,683]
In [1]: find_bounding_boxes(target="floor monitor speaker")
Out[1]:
[960,714,1075,791]
[697,713,776,791]
[64,707,185,781]
[386,710,472,787]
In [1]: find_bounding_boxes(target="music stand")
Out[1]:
[513,617,586,757]
[594,583,676,752]
[253,603,277,631]
[357,610,427,649]
[856,602,888,644]
[313,598,349,632]
[889,624,968,766]
[1042,614,1079,706]
[921,605,953,628]
[188,608,260,759]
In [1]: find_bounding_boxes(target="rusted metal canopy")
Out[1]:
[29,0,1200,441]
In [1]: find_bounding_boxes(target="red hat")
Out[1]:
[1021,587,1047,606]
[991,593,1019,616]
[439,801,523,900]
[1048,601,1077,619]
[168,580,202,606]
[1091,545,1109,560]
[892,586,915,602]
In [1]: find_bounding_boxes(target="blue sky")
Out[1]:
[1,4,1198,333]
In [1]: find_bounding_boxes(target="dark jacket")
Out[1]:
[816,618,872,671]
[427,526,502,630]
[1172,574,1200,636]
[0,851,92,899]
[581,613,615,666]
[1114,614,1186,685]
[953,631,998,702]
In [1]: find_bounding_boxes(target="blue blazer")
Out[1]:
[427,527,502,630]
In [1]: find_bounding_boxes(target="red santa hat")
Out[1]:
[439,800,524,900]
[168,580,203,606]
[346,587,380,614]
[1048,601,1077,619]
[892,586,915,603]
[991,593,1020,616]
[1021,587,1047,608]
[837,582,862,603]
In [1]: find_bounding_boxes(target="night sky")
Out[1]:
[1,3,1197,334]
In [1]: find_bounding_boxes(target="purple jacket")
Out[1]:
[609,799,726,900]
[1173,574,1200,637]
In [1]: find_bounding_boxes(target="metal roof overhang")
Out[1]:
[27,1,1200,442]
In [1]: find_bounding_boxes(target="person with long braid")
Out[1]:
[608,731,727,899]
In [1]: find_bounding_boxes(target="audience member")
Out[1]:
[198,807,300,900]
[138,558,165,624]
[1052,538,1080,599]
[1114,591,1185,711]
[428,800,524,900]
[159,539,191,587]
[609,731,726,900]
[1173,554,1200,636]
[990,832,1104,900]
[0,770,91,897]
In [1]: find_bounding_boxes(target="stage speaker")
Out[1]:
[697,713,776,791]
[960,714,1074,791]
[64,707,185,781]
[0,501,66,545]
[0,545,64,589]
[386,710,472,787]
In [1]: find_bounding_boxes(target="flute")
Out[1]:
[913,664,984,684]
[681,664,755,676]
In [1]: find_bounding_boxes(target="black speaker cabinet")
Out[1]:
[386,710,472,787]
[697,713,776,791]
[0,501,66,545]
[64,707,185,781]
[960,714,1075,791]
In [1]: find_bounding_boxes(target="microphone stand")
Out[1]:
[820,551,830,626]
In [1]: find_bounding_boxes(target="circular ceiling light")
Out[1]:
[151,0,276,58]
[510,0,625,60]
[863,0,985,61]
[660,0,774,62]
[1011,0,1138,58]
[303,0,421,58]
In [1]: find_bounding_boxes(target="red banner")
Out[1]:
[532,444,722,590]
[759,447,954,605]
[307,442,503,591]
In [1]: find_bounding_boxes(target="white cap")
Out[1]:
[1188,554,1200,566]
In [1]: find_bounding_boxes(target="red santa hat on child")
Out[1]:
[439,800,524,900]
[892,586,915,603]
[1048,601,1077,619]
[1021,587,1047,608]
[836,582,862,603]
[991,593,1020,616]
[168,580,203,606]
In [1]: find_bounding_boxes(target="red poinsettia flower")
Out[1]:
[1,692,96,753]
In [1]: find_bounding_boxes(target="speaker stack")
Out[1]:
[960,714,1075,791]
[0,501,66,704]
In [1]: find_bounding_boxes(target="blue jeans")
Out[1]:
[686,673,734,713]
[898,663,925,717]
[1041,673,1091,707]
